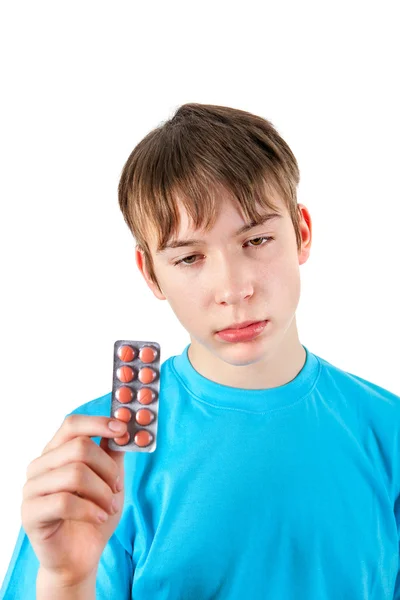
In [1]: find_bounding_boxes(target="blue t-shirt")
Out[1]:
[2,344,400,599]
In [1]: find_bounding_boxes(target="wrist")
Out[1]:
[36,566,97,600]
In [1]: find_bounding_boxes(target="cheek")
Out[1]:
[160,277,202,318]
[259,256,301,302]
[281,262,301,307]
[164,291,203,334]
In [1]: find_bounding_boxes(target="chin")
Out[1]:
[214,337,269,367]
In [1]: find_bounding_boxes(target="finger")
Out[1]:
[23,462,117,516]
[42,415,128,455]
[27,436,121,494]
[100,437,125,493]
[22,492,110,533]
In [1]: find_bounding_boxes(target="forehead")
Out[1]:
[174,193,287,231]
[144,185,289,253]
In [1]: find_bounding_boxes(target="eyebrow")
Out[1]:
[156,212,282,254]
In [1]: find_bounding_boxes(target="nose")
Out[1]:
[214,260,254,305]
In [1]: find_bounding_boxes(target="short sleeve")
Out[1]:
[392,493,400,599]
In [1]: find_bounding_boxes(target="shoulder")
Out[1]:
[316,352,400,416]
[66,391,112,418]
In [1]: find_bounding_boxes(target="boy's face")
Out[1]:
[136,190,312,376]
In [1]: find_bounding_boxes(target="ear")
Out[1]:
[297,203,312,266]
[135,247,166,300]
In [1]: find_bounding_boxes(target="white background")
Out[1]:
[1,0,399,588]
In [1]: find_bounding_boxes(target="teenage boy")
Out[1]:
[2,103,400,600]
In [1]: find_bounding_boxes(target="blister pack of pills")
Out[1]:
[108,340,160,453]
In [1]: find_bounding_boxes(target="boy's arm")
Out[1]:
[36,568,96,600]
[1,398,136,599]
[1,407,134,599]
[0,525,133,599]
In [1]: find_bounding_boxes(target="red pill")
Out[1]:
[138,367,156,384]
[136,408,154,426]
[117,345,136,362]
[114,407,132,422]
[134,430,153,447]
[137,387,155,405]
[113,431,130,446]
[116,386,133,403]
[117,366,135,383]
[139,346,157,363]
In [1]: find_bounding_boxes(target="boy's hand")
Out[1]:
[21,415,128,588]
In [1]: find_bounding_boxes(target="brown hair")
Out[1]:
[118,103,301,291]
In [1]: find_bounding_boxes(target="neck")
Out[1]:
[187,318,306,390]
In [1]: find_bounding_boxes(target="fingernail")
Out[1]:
[108,420,125,432]
[116,475,123,492]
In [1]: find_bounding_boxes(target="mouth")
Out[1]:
[217,319,266,332]
[215,320,269,343]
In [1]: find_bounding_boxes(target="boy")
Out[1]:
[2,103,400,599]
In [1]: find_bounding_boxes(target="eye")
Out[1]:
[175,254,199,266]
[243,235,274,251]
[173,254,200,266]
[173,236,274,267]
[247,236,272,247]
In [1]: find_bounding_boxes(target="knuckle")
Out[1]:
[40,442,50,456]
[75,436,91,460]
[25,459,36,480]
[64,414,78,431]
[69,462,87,488]
[22,479,31,500]
[20,500,31,528]
[57,492,72,514]
[20,499,27,519]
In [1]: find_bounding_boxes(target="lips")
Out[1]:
[216,320,269,342]
[218,320,264,332]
